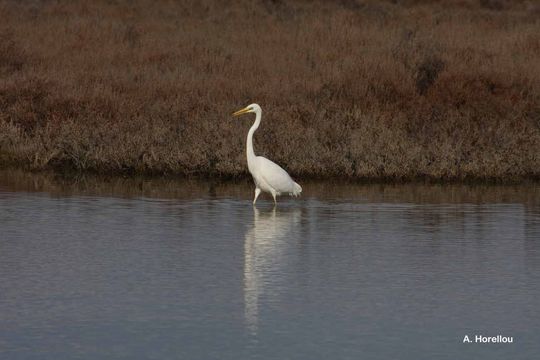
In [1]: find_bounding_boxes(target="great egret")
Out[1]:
[232,104,302,205]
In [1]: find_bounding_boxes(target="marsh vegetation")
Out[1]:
[0,0,539,180]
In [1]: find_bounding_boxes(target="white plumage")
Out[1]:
[233,103,302,205]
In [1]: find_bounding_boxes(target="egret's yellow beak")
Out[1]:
[232,107,251,116]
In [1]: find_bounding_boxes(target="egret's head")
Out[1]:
[232,103,261,116]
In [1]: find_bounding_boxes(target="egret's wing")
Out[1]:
[256,156,295,193]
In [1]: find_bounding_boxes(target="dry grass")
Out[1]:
[0,0,539,180]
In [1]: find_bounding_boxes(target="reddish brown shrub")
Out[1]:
[0,0,538,180]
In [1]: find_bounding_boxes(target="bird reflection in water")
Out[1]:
[243,207,301,335]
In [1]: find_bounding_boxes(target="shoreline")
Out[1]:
[0,165,538,186]
[1,167,539,204]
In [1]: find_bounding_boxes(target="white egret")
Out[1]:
[232,104,302,205]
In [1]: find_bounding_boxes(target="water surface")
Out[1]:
[1,171,539,359]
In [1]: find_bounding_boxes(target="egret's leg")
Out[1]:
[253,188,261,205]
[271,191,277,206]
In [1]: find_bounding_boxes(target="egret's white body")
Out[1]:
[233,104,302,205]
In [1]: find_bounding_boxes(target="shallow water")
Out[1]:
[1,171,539,360]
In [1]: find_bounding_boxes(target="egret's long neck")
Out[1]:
[246,109,261,164]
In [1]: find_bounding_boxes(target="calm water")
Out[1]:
[1,171,539,360]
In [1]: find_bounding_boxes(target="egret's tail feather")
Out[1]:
[292,182,302,197]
